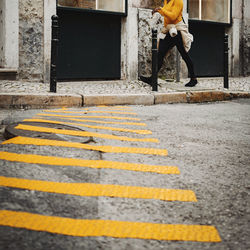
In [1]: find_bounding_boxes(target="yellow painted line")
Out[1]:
[97,105,132,108]
[15,124,159,143]
[54,117,147,127]
[43,110,138,115]
[0,210,221,242]
[96,105,133,111]
[0,151,179,174]
[23,118,152,135]
[2,136,168,157]
[37,113,141,121]
[0,176,195,201]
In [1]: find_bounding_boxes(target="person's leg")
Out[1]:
[157,33,175,72]
[140,33,174,85]
[174,32,198,87]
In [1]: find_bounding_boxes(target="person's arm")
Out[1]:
[152,7,161,15]
[158,0,183,21]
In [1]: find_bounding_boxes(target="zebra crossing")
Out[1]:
[0,105,221,243]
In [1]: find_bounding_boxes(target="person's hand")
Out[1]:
[152,7,161,15]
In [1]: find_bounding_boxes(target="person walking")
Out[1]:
[140,0,198,87]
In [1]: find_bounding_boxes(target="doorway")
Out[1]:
[57,7,121,80]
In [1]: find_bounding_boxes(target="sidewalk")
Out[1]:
[0,77,249,109]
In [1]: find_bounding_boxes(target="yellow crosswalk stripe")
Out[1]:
[43,110,138,115]
[52,117,147,127]
[23,118,152,135]
[0,151,179,174]
[0,176,195,201]
[0,210,221,242]
[37,113,141,121]
[2,136,168,156]
[15,124,159,143]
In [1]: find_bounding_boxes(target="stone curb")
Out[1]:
[154,92,187,104]
[155,91,250,104]
[0,91,249,109]
[186,91,232,103]
[83,94,154,106]
[0,93,83,109]
[228,91,250,99]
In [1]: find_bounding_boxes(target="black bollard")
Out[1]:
[176,48,180,82]
[224,34,229,89]
[152,29,158,91]
[50,15,59,93]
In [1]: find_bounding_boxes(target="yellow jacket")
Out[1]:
[158,0,183,26]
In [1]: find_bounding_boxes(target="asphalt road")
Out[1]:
[0,99,249,250]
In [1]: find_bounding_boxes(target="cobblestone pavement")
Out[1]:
[0,77,249,95]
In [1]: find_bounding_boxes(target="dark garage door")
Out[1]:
[57,8,121,80]
[189,21,225,77]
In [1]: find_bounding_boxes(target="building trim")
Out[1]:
[43,0,57,83]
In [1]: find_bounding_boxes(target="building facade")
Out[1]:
[187,0,250,77]
[0,0,249,82]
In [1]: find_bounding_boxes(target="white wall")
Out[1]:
[244,0,250,19]
[43,0,57,82]
[180,0,189,78]
[121,0,139,80]
[0,0,19,69]
[227,0,242,76]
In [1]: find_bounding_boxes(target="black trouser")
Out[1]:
[158,31,196,78]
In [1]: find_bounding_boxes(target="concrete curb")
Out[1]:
[0,91,249,109]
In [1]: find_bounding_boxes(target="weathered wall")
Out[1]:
[229,0,250,76]
[19,0,44,81]
[133,0,162,9]
[242,0,250,76]
[58,0,95,9]
[138,8,176,79]
[0,1,5,67]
